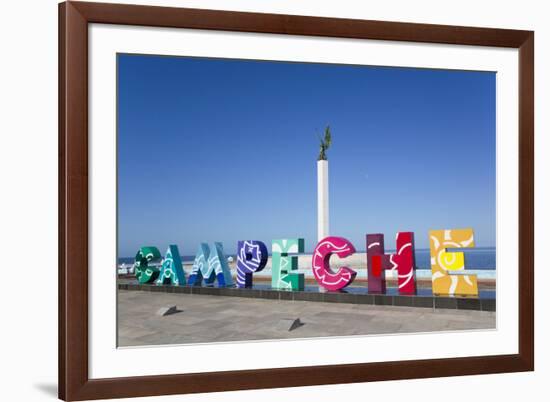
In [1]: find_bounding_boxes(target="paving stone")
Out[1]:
[117,290,496,347]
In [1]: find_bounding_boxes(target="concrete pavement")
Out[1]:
[118,290,496,347]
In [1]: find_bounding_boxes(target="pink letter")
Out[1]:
[312,236,357,291]
[366,232,416,295]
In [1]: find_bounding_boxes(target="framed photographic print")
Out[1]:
[59,1,534,400]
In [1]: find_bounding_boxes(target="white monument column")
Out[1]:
[317,159,329,241]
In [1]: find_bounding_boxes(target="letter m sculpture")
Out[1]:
[188,242,234,287]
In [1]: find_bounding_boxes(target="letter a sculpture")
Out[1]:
[156,244,186,286]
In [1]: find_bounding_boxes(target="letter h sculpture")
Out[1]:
[366,232,416,295]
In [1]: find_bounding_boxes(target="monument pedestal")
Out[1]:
[317,159,329,292]
[317,159,329,241]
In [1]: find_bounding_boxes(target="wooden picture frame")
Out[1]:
[59,1,534,400]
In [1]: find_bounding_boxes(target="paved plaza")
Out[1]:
[118,290,496,347]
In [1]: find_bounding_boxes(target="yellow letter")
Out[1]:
[429,228,478,297]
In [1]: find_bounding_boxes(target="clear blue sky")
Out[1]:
[117,54,496,257]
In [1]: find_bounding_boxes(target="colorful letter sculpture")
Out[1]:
[134,246,162,284]
[156,245,186,286]
[236,240,268,288]
[188,242,234,287]
[271,239,305,291]
[312,236,357,291]
[429,228,478,296]
[366,233,416,295]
